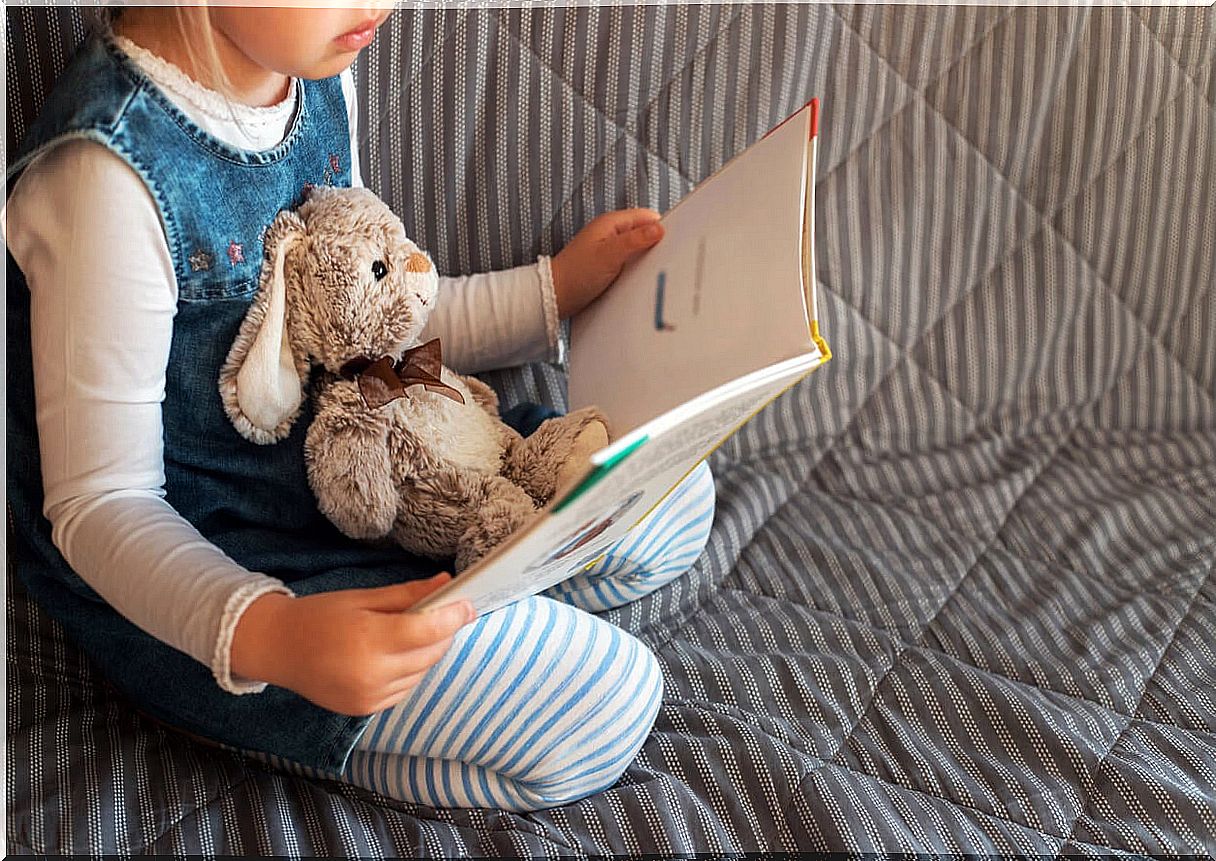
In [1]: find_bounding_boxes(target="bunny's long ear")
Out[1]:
[219,210,310,444]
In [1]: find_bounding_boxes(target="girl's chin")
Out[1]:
[299,55,361,81]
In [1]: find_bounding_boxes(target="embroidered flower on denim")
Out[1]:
[227,241,245,266]
[188,249,214,272]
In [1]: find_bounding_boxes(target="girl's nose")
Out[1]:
[405,252,430,273]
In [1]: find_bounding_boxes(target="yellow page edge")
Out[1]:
[802,100,831,362]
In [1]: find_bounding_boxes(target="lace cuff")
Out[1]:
[211,579,294,695]
[536,255,567,365]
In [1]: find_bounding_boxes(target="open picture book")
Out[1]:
[416,99,829,614]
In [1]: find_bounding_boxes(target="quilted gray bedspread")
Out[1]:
[7,4,1214,855]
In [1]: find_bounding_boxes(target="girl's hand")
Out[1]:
[229,573,474,715]
[550,208,664,318]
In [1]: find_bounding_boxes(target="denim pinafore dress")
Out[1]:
[6,34,484,773]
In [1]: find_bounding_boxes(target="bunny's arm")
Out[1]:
[305,381,399,540]
[454,371,501,419]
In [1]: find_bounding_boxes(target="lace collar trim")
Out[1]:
[112,34,298,127]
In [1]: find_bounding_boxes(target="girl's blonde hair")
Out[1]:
[169,5,232,97]
[100,3,232,97]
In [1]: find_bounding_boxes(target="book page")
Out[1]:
[414,358,820,615]
[569,103,817,437]
[413,100,829,617]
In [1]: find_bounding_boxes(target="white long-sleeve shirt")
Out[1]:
[2,37,561,695]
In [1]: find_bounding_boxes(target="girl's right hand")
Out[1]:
[229,573,474,716]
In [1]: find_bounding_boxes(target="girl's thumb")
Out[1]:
[366,573,452,609]
[630,221,664,245]
[607,223,661,261]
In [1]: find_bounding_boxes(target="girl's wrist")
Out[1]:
[549,251,570,319]
[229,591,294,686]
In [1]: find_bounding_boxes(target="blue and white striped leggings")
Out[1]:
[330,461,716,811]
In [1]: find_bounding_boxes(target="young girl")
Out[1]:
[4,6,715,811]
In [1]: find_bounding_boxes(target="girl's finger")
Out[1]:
[607,221,663,258]
[389,636,455,676]
[365,672,431,714]
[389,601,474,650]
[603,207,662,233]
[381,667,435,701]
[360,573,452,610]
[632,221,664,244]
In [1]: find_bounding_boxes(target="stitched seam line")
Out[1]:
[1058,567,1211,855]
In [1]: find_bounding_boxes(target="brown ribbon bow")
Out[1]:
[339,338,466,409]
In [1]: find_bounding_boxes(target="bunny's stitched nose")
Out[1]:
[405,252,431,273]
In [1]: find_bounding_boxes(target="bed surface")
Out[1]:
[6,5,1214,855]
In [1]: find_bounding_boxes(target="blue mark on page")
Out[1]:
[654,271,676,331]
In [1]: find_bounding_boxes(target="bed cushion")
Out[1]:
[6,4,1214,855]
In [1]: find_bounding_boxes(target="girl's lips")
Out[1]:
[335,20,380,51]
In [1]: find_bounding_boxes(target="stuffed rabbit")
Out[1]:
[219,186,609,570]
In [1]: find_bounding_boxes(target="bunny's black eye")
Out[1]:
[371,260,388,281]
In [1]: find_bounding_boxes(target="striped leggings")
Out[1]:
[329,461,716,811]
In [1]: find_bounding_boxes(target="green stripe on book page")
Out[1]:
[552,433,650,513]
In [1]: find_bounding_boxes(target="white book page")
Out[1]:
[569,104,817,437]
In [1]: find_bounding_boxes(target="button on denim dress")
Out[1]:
[6,34,549,772]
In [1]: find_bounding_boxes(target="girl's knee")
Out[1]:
[336,602,664,812]
[505,628,664,809]
[555,461,716,611]
[679,460,716,542]
[642,460,715,547]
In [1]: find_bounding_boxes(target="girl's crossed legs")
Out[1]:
[336,461,716,810]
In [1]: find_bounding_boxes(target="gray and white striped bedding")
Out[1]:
[6,4,1214,855]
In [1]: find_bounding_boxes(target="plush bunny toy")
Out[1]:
[219,186,609,570]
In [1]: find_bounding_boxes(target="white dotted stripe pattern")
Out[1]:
[5,4,1215,856]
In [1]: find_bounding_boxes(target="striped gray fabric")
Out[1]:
[6,4,1215,855]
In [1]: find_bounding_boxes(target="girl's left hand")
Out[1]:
[551,208,664,318]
